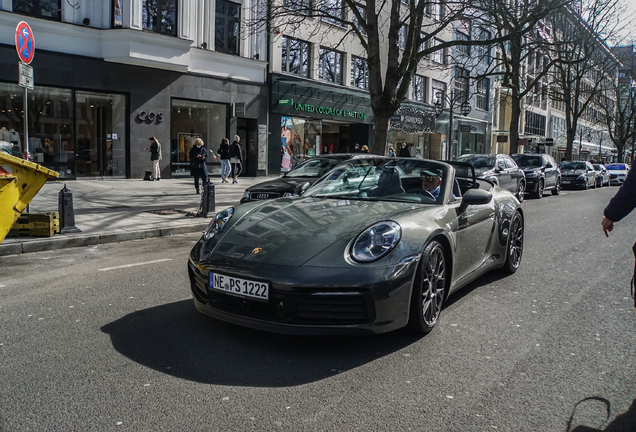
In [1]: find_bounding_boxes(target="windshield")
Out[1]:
[304,158,449,204]
[593,164,601,170]
[606,164,627,170]
[456,155,495,169]
[285,156,350,178]
[513,155,542,168]
[560,162,587,170]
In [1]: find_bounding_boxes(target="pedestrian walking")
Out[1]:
[388,146,395,157]
[218,138,231,183]
[144,136,162,180]
[602,164,636,307]
[189,137,208,194]
[398,142,411,157]
[230,135,243,184]
[361,145,370,153]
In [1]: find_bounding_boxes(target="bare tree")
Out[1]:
[546,0,622,161]
[596,45,636,163]
[247,0,569,154]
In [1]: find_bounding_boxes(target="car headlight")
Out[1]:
[577,175,585,180]
[203,207,234,241]
[350,221,401,263]
[243,191,250,199]
[525,172,537,178]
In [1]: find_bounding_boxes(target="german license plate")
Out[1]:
[209,272,269,301]
[562,180,570,184]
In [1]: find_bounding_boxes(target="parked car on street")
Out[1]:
[188,157,524,335]
[605,163,630,186]
[455,154,526,202]
[240,154,359,204]
[559,161,597,189]
[512,153,561,198]
[592,164,610,187]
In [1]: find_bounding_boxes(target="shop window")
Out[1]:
[13,0,61,20]
[142,0,177,36]
[284,0,311,15]
[170,99,227,177]
[216,0,241,55]
[412,75,427,103]
[454,30,470,55]
[351,56,369,90]
[0,83,74,177]
[319,48,343,85]
[282,37,310,77]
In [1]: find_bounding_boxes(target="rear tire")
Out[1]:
[501,211,524,274]
[407,241,447,334]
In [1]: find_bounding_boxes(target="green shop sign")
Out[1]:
[290,103,367,120]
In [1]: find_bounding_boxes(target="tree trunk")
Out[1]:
[371,111,391,155]
[509,88,521,155]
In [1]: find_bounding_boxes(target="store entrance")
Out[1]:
[75,92,126,178]
[320,122,349,154]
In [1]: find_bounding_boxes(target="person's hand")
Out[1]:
[602,216,614,237]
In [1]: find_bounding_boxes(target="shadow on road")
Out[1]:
[100,300,423,387]
[567,396,636,431]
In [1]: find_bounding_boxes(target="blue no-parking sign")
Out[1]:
[15,21,35,65]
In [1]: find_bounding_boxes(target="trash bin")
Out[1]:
[0,152,59,244]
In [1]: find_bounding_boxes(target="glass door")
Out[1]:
[75,91,126,178]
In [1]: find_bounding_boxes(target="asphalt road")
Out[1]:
[1,186,635,432]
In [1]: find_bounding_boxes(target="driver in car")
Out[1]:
[420,168,443,199]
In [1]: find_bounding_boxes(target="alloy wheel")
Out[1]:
[517,182,525,202]
[503,212,524,273]
[421,244,446,327]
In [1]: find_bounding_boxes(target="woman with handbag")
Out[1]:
[229,135,243,184]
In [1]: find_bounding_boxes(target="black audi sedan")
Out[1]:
[455,154,526,202]
[240,154,359,204]
[559,161,597,189]
[512,153,561,198]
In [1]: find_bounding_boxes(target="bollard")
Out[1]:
[58,184,82,233]
[197,178,216,218]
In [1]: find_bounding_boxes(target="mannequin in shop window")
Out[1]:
[9,128,20,153]
[0,126,11,142]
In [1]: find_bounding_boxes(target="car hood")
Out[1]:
[473,167,494,177]
[522,168,541,174]
[201,198,423,267]
[246,176,319,193]
[561,169,585,176]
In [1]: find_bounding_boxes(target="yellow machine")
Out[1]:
[0,152,59,244]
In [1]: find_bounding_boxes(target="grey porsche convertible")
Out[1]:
[188,157,524,335]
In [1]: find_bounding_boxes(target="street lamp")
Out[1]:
[578,127,592,161]
[434,91,472,160]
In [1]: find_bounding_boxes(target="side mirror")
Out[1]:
[545,163,553,168]
[294,182,311,195]
[459,188,492,212]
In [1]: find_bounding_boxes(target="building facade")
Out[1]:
[0,0,269,179]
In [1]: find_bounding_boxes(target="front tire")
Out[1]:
[551,178,561,195]
[533,179,544,199]
[501,211,524,274]
[407,241,447,334]
[516,181,525,202]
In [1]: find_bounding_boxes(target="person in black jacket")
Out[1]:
[229,135,243,184]
[602,164,636,307]
[398,142,411,157]
[218,138,231,183]
[188,137,208,194]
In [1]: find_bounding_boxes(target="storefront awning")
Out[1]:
[434,112,487,134]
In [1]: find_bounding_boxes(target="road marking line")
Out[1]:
[98,258,172,272]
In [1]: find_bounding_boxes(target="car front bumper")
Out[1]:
[187,254,419,335]
[561,177,588,188]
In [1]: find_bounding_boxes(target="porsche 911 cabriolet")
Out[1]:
[188,157,524,335]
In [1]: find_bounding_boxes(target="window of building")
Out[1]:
[454,67,469,101]
[284,0,311,15]
[322,0,345,26]
[412,75,427,102]
[215,0,241,55]
[477,29,491,64]
[113,0,123,27]
[432,79,447,107]
[431,39,446,64]
[476,78,489,111]
[282,37,310,77]
[426,1,444,21]
[142,0,177,35]
[352,3,366,36]
[455,31,470,55]
[13,0,61,20]
[351,56,369,90]
[398,25,407,50]
[524,110,546,136]
[319,48,344,84]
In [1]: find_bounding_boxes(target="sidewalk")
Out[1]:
[0,175,279,257]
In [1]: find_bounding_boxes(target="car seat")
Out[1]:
[368,167,405,197]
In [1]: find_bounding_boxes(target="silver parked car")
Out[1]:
[592,164,610,187]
